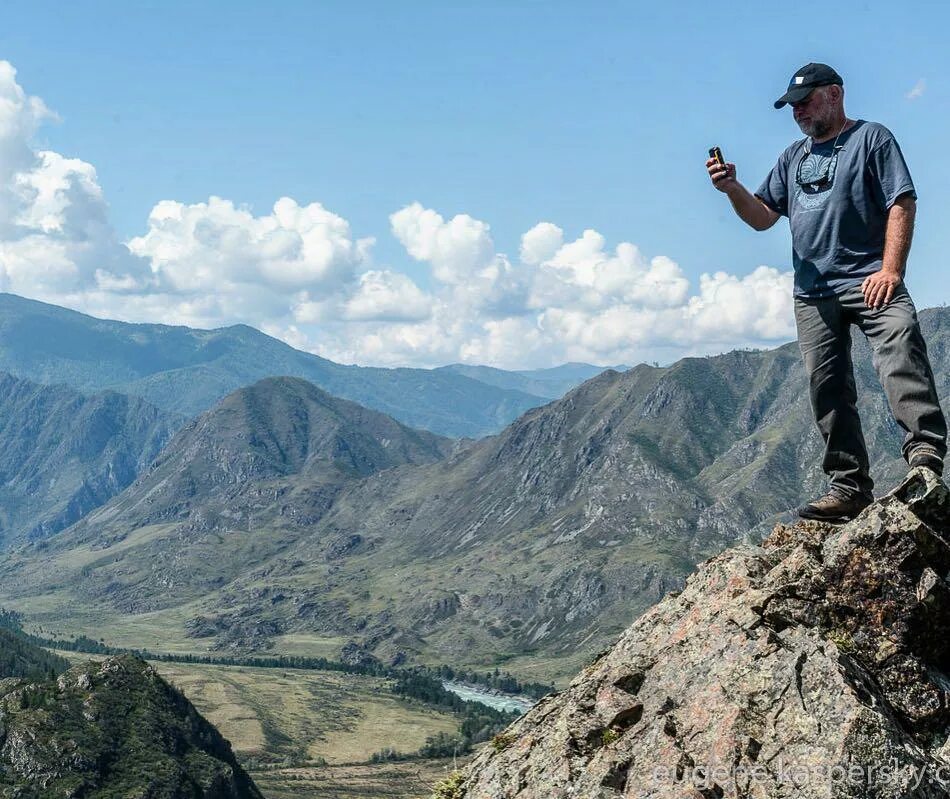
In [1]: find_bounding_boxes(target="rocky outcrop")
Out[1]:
[0,654,263,798]
[457,468,950,798]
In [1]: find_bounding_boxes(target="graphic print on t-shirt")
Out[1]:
[794,148,841,212]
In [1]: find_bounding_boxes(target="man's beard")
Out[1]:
[797,115,833,139]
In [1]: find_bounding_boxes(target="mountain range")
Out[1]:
[0,291,616,551]
[0,292,599,439]
[5,307,947,679]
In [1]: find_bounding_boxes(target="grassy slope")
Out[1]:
[152,662,460,766]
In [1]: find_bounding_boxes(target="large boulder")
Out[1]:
[457,468,950,798]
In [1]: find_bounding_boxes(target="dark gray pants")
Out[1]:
[794,283,947,499]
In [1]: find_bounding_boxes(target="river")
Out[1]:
[441,680,536,714]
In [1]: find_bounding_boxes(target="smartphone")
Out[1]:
[709,146,725,167]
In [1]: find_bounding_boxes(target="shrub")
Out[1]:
[431,770,466,799]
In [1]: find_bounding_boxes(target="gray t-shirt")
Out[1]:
[755,120,916,298]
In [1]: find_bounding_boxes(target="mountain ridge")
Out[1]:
[0,292,549,438]
[437,362,629,400]
[3,306,948,680]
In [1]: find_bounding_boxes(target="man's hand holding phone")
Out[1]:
[707,146,737,193]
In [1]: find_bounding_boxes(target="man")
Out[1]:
[707,62,947,522]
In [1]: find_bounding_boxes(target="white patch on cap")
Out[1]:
[794,76,804,84]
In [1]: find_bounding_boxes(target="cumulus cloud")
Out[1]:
[529,230,690,311]
[128,196,371,293]
[520,222,563,265]
[0,61,54,181]
[685,267,793,341]
[0,64,146,297]
[0,59,797,372]
[390,202,493,284]
[307,206,793,369]
[527,265,793,365]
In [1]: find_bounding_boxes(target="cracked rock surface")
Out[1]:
[457,468,950,798]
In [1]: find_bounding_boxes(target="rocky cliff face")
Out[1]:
[456,467,950,798]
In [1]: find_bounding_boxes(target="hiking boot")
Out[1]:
[908,445,945,476]
[797,489,872,522]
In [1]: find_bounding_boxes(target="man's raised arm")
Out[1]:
[706,157,780,231]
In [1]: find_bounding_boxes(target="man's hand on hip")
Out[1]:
[862,269,902,309]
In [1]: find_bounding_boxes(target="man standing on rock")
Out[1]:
[707,62,947,522]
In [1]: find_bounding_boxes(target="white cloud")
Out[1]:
[459,316,546,366]
[0,60,798,373]
[528,265,794,365]
[0,61,54,181]
[529,231,690,311]
[520,222,563,265]
[128,196,370,293]
[390,202,493,284]
[308,206,794,369]
[312,309,471,368]
[685,267,793,341]
[0,66,146,297]
[906,78,926,101]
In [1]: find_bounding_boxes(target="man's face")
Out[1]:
[790,86,838,139]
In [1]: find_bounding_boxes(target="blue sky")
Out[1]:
[1,1,948,368]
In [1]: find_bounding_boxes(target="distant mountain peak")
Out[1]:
[165,375,454,481]
[23,375,455,599]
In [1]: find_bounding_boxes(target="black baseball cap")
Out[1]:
[774,63,844,109]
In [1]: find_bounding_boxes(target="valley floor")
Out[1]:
[251,758,473,799]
